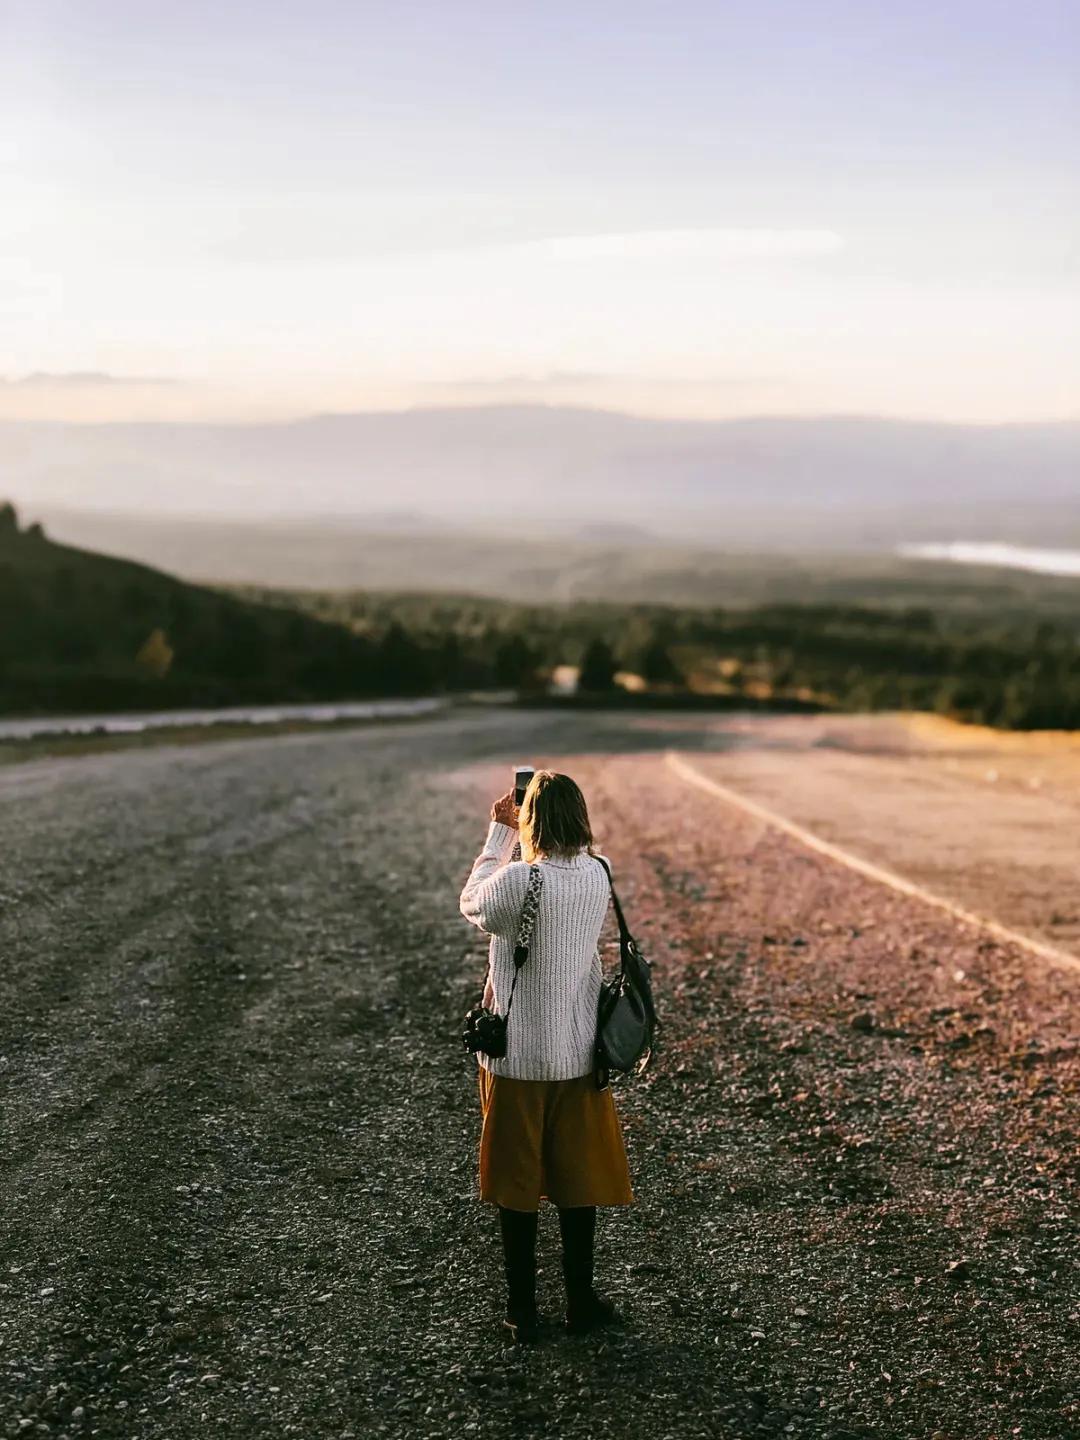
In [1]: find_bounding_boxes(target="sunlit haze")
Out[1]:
[2,1,1077,424]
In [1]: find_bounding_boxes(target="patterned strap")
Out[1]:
[503,864,543,1023]
[514,863,543,956]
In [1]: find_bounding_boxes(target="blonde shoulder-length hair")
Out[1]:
[519,770,594,862]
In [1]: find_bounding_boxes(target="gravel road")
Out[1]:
[1,708,1076,1440]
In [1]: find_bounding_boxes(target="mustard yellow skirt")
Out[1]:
[477,1065,636,1210]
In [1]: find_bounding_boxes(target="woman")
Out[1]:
[459,770,635,1344]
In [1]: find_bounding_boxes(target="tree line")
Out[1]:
[3,503,1079,729]
[241,585,1080,731]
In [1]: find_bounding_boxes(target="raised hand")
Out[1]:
[491,790,521,826]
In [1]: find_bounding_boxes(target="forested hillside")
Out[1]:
[4,501,1079,728]
[238,585,1080,730]
[0,504,428,715]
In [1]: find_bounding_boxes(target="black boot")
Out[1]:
[497,1204,540,1344]
[557,1204,621,1334]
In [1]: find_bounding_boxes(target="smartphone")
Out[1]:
[513,765,535,806]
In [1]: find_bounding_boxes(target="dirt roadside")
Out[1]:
[615,710,1080,957]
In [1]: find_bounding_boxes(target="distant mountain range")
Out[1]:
[3,407,1078,555]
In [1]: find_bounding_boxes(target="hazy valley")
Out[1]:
[6,405,1079,562]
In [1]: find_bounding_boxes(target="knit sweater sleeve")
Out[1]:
[459,821,530,939]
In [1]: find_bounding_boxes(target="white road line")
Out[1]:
[665,750,1080,977]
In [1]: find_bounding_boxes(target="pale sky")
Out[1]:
[2,0,1077,423]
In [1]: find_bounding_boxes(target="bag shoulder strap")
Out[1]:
[592,855,633,951]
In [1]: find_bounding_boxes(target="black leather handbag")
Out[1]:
[592,857,658,1090]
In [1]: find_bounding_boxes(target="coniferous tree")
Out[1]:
[494,634,536,688]
[378,621,431,693]
[578,638,617,691]
[639,637,683,687]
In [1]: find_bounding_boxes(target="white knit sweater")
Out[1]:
[460,821,612,1081]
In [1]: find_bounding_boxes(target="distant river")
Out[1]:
[0,697,446,742]
[898,542,1080,579]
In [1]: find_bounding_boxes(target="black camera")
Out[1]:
[463,1004,508,1058]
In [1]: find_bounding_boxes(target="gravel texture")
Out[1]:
[1,708,1076,1440]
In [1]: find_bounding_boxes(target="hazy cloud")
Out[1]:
[422,370,788,393]
[422,370,613,391]
[516,228,845,262]
[2,372,179,389]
